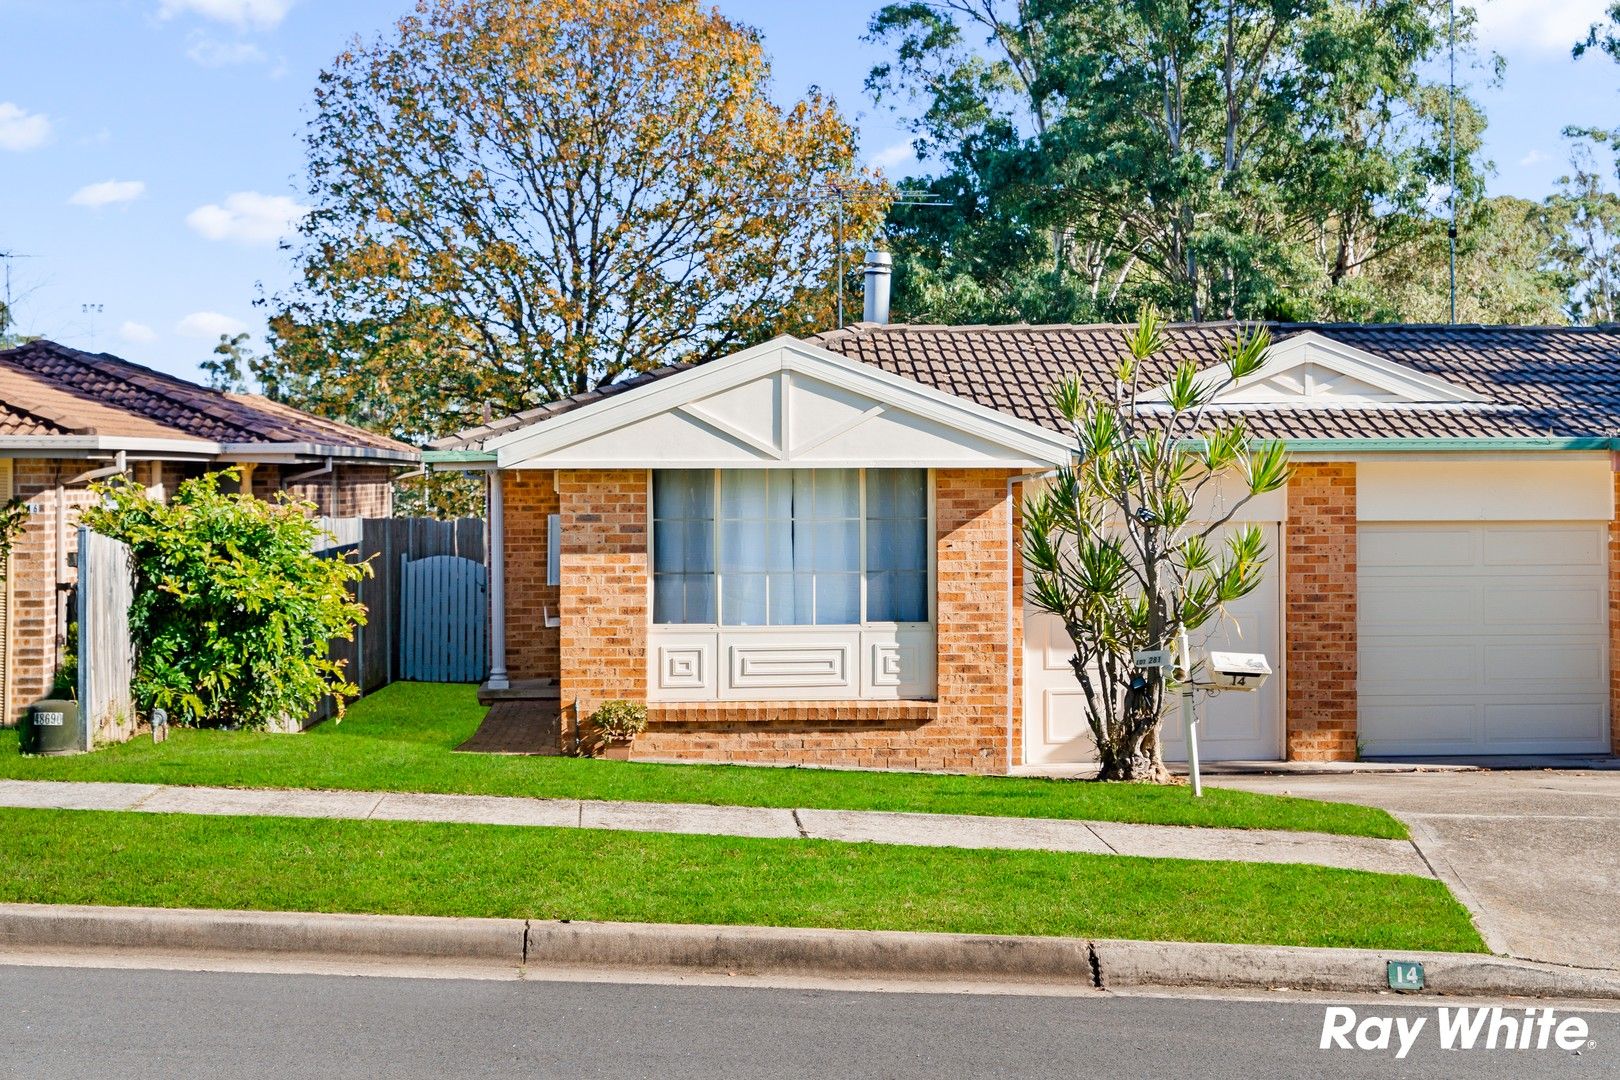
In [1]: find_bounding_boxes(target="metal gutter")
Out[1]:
[422,449,499,465]
[1267,436,1615,452]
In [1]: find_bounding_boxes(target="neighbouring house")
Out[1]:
[0,339,419,724]
[429,264,1620,771]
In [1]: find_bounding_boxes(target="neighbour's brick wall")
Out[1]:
[503,470,560,684]
[1284,462,1358,761]
[6,459,99,724]
[1610,468,1620,754]
[557,470,649,745]
[631,468,1020,773]
[274,464,395,518]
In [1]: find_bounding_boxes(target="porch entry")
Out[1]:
[1022,522,1284,764]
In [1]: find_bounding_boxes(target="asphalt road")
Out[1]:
[2,964,1617,1079]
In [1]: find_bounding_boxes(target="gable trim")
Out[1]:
[487,335,1075,469]
[1140,330,1492,408]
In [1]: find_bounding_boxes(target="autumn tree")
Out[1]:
[262,0,884,452]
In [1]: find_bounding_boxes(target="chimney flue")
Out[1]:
[862,250,892,325]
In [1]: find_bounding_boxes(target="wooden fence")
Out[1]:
[312,517,485,718]
[398,554,488,683]
[76,527,137,749]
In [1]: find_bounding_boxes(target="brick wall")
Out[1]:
[1610,468,1620,754]
[629,468,1020,773]
[502,469,560,683]
[1284,462,1358,761]
[6,458,100,723]
[557,469,649,744]
[271,464,395,518]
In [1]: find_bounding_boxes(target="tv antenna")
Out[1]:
[766,183,951,327]
[1447,0,1457,324]
[0,250,35,334]
[82,302,104,349]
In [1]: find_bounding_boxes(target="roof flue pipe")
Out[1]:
[862,249,892,325]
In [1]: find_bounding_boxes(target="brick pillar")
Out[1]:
[934,468,1019,772]
[1285,462,1358,761]
[502,470,560,683]
[557,469,648,741]
[1610,468,1620,754]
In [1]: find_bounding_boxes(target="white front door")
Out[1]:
[1022,523,1284,764]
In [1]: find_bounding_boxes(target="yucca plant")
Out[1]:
[1023,307,1291,782]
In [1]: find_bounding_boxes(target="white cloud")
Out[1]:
[186,35,267,67]
[176,311,247,339]
[868,140,918,172]
[119,321,159,344]
[69,179,147,208]
[157,0,293,31]
[0,102,51,152]
[185,190,308,245]
[1474,0,1609,56]
[1519,149,1550,167]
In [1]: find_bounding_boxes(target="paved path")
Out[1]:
[1213,770,1620,970]
[0,778,1427,877]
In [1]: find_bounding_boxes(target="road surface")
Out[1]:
[2,962,1615,1078]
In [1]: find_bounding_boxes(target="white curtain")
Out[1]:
[652,469,715,624]
[654,468,927,626]
[865,468,928,622]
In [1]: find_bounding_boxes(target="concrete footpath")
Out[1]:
[0,779,1428,877]
[5,903,1619,1002]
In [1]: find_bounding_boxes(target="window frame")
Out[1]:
[648,467,935,630]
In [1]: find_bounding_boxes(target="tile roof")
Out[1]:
[437,322,1620,450]
[0,339,417,457]
[809,322,1620,441]
[0,364,198,440]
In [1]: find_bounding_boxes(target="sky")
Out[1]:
[1,0,1618,383]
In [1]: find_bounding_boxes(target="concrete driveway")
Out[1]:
[1212,769,1620,970]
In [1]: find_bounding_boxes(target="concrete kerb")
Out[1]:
[5,903,1620,1001]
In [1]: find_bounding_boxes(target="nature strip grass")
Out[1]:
[0,808,1479,952]
[0,684,1407,840]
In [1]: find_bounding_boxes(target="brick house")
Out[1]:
[430,315,1620,771]
[0,339,418,723]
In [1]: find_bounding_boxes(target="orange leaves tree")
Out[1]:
[263,0,885,456]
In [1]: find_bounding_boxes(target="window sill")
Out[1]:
[646,700,939,727]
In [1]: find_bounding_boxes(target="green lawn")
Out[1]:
[0,682,1406,839]
[0,807,1479,951]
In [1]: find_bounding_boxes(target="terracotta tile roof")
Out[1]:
[438,322,1620,449]
[0,363,200,441]
[0,339,417,456]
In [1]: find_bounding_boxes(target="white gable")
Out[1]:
[489,336,1074,469]
[1142,331,1490,409]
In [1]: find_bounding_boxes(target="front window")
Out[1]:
[653,468,929,626]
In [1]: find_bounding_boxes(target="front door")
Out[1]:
[1022,523,1284,764]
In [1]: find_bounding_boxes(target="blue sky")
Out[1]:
[2,0,1617,382]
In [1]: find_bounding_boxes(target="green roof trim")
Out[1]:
[422,449,498,464]
[1272,436,1614,452]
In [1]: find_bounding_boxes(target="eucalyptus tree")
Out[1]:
[1022,309,1289,782]
[867,0,1484,324]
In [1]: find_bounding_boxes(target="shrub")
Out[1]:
[589,700,648,741]
[81,469,370,729]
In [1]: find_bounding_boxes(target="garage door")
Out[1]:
[1358,523,1609,756]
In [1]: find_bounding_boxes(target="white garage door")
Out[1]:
[1024,524,1283,764]
[1359,523,1609,756]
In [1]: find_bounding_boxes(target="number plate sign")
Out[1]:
[1132,649,1173,670]
[1387,960,1425,991]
